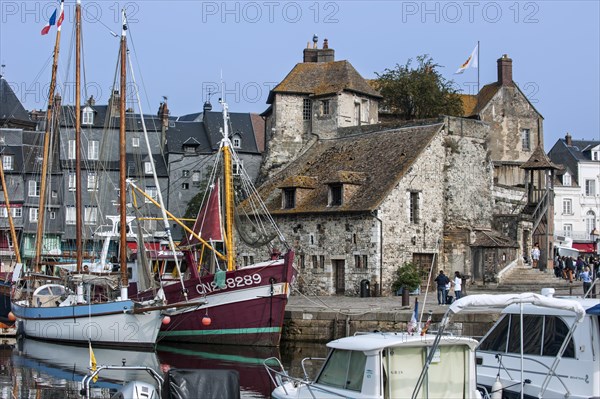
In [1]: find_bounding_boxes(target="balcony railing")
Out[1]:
[555,230,597,241]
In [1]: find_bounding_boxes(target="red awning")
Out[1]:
[126,242,161,253]
[572,242,596,253]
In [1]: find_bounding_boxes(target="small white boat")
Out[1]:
[265,331,483,399]
[459,289,600,399]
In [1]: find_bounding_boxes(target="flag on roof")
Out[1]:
[455,43,479,74]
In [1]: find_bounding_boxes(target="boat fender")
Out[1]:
[202,316,212,326]
[491,375,503,399]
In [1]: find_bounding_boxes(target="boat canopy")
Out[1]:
[444,293,586,325]
[586,303,600,315]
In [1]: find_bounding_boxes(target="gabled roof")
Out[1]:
[257,121,445,214]
[0,77,34,127]
[267,60,382,104]
[520,145,559,170]
[464,82,543,119]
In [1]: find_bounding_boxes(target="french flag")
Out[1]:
[41,1,64,35]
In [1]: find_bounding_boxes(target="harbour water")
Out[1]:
[0,337,328,398]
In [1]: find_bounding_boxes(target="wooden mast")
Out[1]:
[221,103,235,271]
[75,0,83,272]
[34,0,64,273]
[0,160,20,264]
[119,9,128,297]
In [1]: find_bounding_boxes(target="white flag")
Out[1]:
[455,44,479,74]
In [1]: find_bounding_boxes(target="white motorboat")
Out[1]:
[265,331,482,399]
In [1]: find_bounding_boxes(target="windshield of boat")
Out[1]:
[477,313,575,357]
[315,349,366,392]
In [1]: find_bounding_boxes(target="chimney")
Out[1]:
[497,54,513,86]
[158,100,169,129]
[303,35,335,63]
[109,90,121,115]
[87,95,95,106]
[203,100,212,113]
[565,132,572,146]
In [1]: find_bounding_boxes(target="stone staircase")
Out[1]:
[469,262,580,296]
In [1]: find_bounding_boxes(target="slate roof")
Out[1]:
[256,121,444,214]
[59,105,163,132]
[0,77,34,127]
[268,60,382,104]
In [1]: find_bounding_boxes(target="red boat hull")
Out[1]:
[135,250,295,347]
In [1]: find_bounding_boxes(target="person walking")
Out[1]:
[565,256,575,283]
[453,271,462,300]
[531,243,541,269]
[581,266,592,296]
[434,270,450,305]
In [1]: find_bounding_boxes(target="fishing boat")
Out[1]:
[129,99,296,347]
[461,289,600,399]
[10,2,167,348]
[265,330,483,399]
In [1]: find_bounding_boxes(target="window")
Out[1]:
[184,145,196,154]
[521,128,531,151]
[233,160,243,176]
[303,98,312,120]
[49,210,56,220]
[68,172,76,191]
[144,162,153,175]
[132,137,140,147]
[68,139,76,160]
[354,255,362,268]
[322,100,330,115]
[30,207,39,222]
[88,140,99,160]
[320,255,325,268]
[28,180,40,197]
[87,172,97,191]
[312,255,318,269]
[563,224,572,237]
[2,207,22,218]
[182,183,189,190]
[82,106,94,125]
[182,170,190,178]
[362,255,368,269]
[192,171,201,183]
[316,349,366,392]
[409,192,420,224]
[562,199,572,215]
[593,151,599,161]
[2,155,13,170]
[585,179,596,196]
[66,206,75,225]
[283,188,296,209]
[586,210,596,236]
[299,254,305,269]
[84,206,98,225]
[329,184,342,206]
[563,173,571,186]
[232,136,241,148]
[51,190,57,198]
[145,186,158,203]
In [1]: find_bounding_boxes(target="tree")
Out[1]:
[374,55,463,120]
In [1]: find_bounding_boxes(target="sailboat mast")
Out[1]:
[221,103,235,271]
[0,161,20,264]
[119,9,128,295]
[75,0,83,272]
[34,0,64,272]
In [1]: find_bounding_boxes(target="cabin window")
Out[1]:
[82,107,94,125]
[132,137,140,147]
[29,207,39,223]
[84,206,98,225]
[28,180,40,197]
[322,100,330,115]
[2,155,14,170]
[88,140,99,160]
[87,172,97,191]
[409,191,420,224]
[68,172,76,191]
[585,179,596,196]
[68,140,76,160]
[283,188,296,209]
[303,99,312,120]
[316,349,366,392]
[521,128,531,151]
[66,206,76,225]
[329,184,343,206]
[563,173,571,186]
[478,314,574,358]
[562,199,572,215]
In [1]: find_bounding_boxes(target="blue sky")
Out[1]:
[1,1,598,149]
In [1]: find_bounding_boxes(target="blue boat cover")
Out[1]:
[586,303,600,315]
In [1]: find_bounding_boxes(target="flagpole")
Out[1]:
[477,40,480,93]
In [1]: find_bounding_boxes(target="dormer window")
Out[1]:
[232,136,242,148]
[563,173,571,186]
[329,184,343,206]
[82,106,94,125]
[183,145,196,155]
[593,151,599,161]
[283,188,296,209]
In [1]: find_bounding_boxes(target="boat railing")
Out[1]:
[81,365,164,399]
[300,357,326,381]
[263,357,346,399]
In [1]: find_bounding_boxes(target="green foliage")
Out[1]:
[375,55,463,120]
[391,262,421,292]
